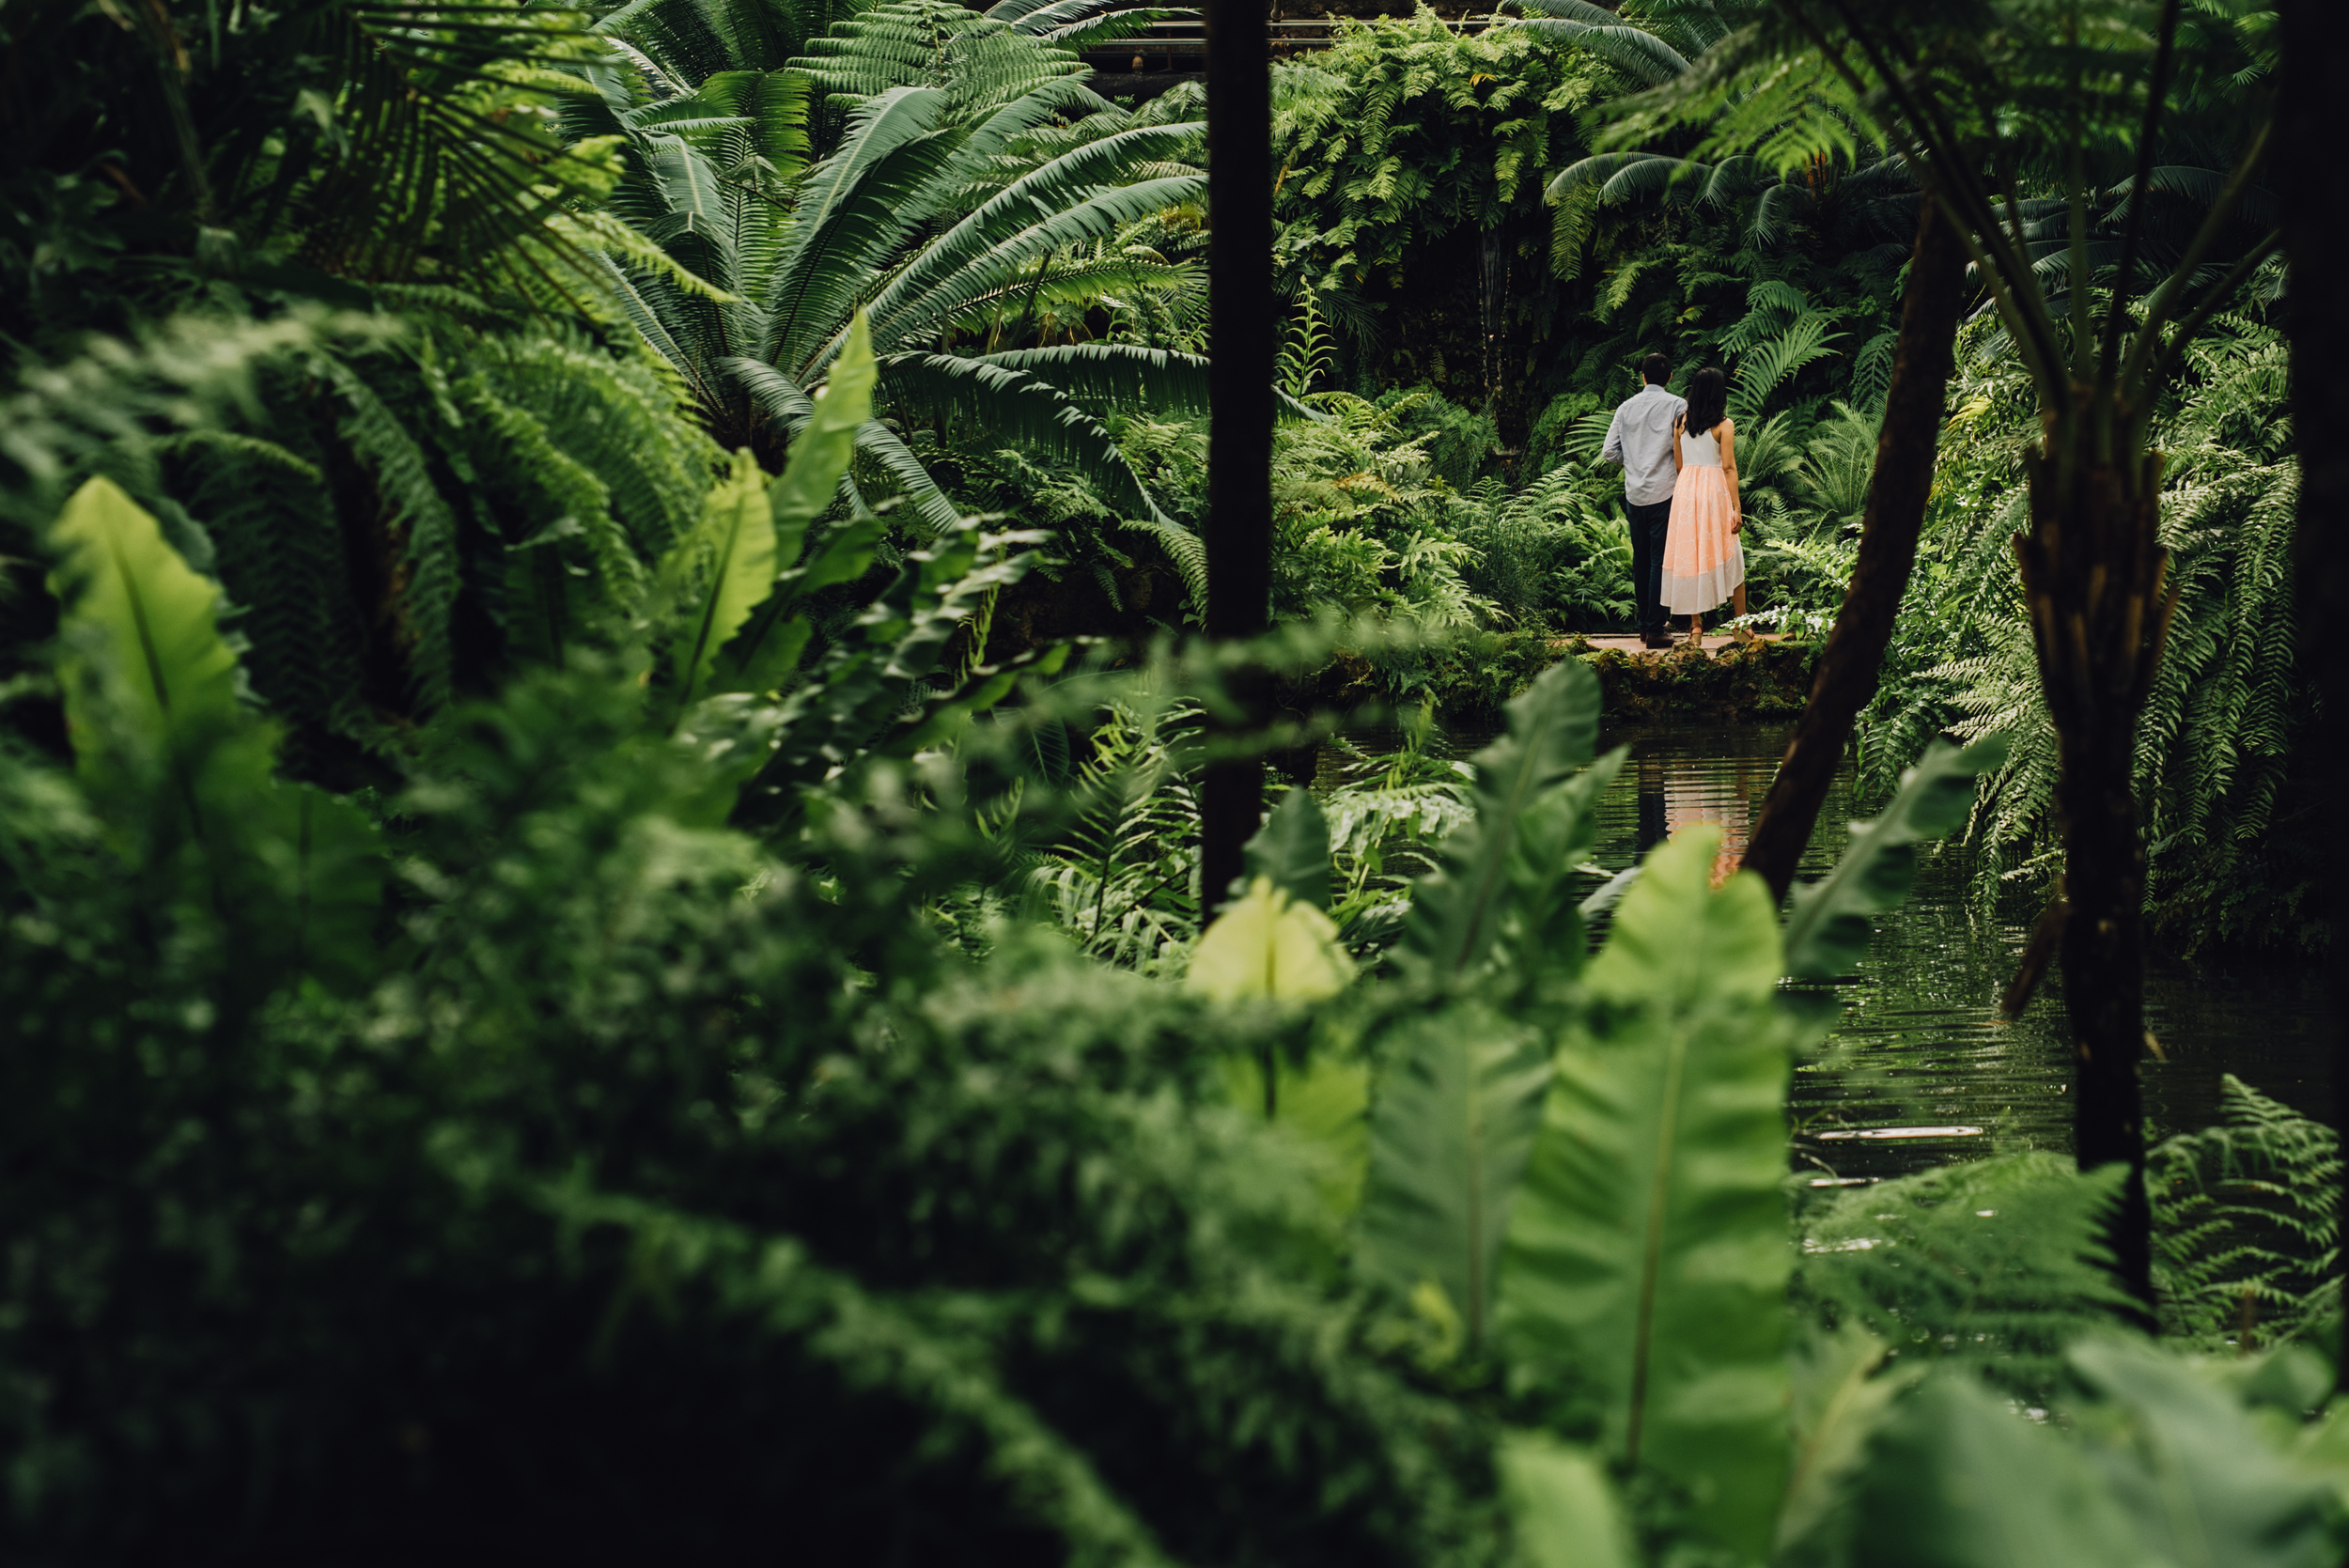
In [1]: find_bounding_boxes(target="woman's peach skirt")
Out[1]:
[1662,464,1745,614]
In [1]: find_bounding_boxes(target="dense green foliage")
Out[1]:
[1859,313,2310,947]
[8,505,2337,1557]
[3,0,2338,1560]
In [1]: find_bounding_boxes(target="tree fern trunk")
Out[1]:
[2275,0,2349,1384]
[1200,0,1275,915]
[1740,191,1968,901]
[2015,441,2170,1312]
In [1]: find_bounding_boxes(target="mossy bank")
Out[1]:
[1398,631,1821,725]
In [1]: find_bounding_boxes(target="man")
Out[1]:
[1600,353,1686,648]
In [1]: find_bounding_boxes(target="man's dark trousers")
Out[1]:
[1626,498,1672,637]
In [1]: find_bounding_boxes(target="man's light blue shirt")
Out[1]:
[1602,382,1687,507]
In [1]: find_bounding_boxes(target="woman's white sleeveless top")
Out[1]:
[1682,426,1723,467]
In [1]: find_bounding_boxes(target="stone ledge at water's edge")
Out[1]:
[1273,629,1819,734]
[1560,635,1818,723]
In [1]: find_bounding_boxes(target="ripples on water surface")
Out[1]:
[1332,720,2331,1182]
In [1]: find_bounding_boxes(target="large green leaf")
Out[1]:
[774,309,879,563]
[1781,732,2010,981]
[1358,1005,1550,1350]
[45,476,241,795]
[2067,1339,2337,1568]
[1498,1431,1638,1568]
[1242,790,1331,912]
[1400,659,1603,983]
[43,477,383,991]
[1497,825,1792,1560]
[1220,1051,1372,1222]
[1777,1325,1918,1559]
[1493,746,1626,982]
[708,311,880,696]
[1188,877,1353,1003]
[1853,1374,2145,1568]
[657,448,776,715]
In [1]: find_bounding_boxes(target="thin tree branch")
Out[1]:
[1781,6,2030,331]
[1808,0,2068,397]
[2098,0,2184,396]
[1741,191,1969,902]
[2135,226,2284,411]
[2120,113,2275,396]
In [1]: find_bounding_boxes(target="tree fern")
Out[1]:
[789,0,1093,120]
[1729,314,1848,419]
[4,306,728,753]
[1863,319,2310,946]
[1510,0,1696,86]
[590,0,852,80]
[578,24,1211,529]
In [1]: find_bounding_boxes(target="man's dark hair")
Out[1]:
[1640,352,1671,385]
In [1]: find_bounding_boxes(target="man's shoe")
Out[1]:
[1641,632,1672,649]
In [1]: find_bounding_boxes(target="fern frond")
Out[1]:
[319,358,462,711]
[2150,1074,2341,1349]
[1796,1154,2137,1399]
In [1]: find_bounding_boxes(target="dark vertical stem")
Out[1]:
[1739,192,1968,903]
[2043,604,2159,1312]
[1200,0,1273,918]
[2275,0,2349,1385]
[2013,432,2172,1318]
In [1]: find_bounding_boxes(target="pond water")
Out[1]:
[1345,719,2334,1181]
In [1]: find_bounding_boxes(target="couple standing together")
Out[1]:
[1600,354,1749,649]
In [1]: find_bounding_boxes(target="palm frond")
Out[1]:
[1509,0,1693,85]
[880,352,1172,523]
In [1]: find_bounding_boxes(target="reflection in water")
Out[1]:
[1585,722,2331,1181]
[1331,719,2332,1183]
[1643,742,1763,887]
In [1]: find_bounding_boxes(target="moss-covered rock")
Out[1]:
[1572,638,1817,722]
[1417,635,1818,724]
[1275,630,1819,731]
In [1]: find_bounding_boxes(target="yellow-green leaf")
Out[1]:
[45,475,240,780]
[772,309,877,567]
[1499,1432,1637,1568]
[659,449,775,712]
[1189,876,1355,1002]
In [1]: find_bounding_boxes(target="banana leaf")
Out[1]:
[1497,825,1792,1560]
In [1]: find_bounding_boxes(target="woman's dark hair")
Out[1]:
[1681,367,1728,438]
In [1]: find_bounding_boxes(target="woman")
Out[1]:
[1661,365,1749,644]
